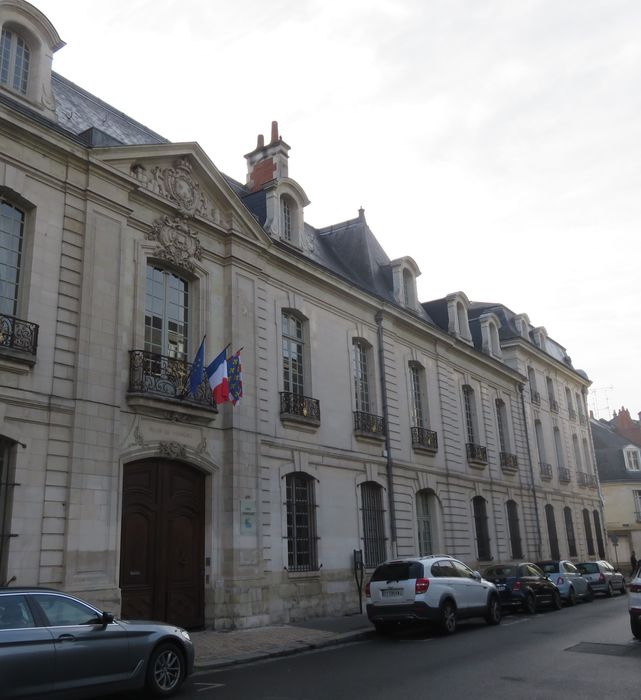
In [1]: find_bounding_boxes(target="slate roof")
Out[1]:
[591,419,641,483]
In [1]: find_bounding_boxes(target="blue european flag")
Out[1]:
[188,338,206,397]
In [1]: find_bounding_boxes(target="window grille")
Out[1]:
[545,504,560,560]
[285,473,317,572]
[361,482,385,567]
[463,385,476,444]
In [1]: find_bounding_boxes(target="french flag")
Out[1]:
[206,348,229,405]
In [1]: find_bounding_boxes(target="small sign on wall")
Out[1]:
[240,499,256,535]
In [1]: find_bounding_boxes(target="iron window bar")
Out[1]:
[558,467,571,482]
[531,391,541,405]
[0,313,38,355]
[279,392,321,422]
[353,411,385,438]
[500,452,518,470]
[466,442,488,464]
[539,462,553,478]
[411,426,438,451]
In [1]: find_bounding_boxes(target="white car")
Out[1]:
[628,568,641,638]
[365,555,501,635]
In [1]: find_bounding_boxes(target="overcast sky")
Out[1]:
[35,0,640,419]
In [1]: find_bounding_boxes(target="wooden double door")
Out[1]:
[120,459,205,629]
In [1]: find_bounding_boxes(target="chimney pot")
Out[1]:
[271,121,279,144]
[257,134,265,149]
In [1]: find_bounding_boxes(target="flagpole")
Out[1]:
[182,335,206,398]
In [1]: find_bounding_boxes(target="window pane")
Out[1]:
[362,482,385,567]
[36,594,101,626]
[416,490,432,556]
[0,200,24,316]
[0,594,34,629]
[286,473,317,572]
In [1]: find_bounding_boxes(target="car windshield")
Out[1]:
[537,562,560,574]
[371,561,422,582]
[483,565,515,578]
[577,563,599,574]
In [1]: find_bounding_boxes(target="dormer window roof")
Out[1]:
[390,256,421,311]
[446,291,472,345]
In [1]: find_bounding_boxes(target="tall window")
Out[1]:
[353,340,371,413]
[282,312,304,395]
[285,472,317,572]
[572,435,582,470]
[506,500,523,559]
[361,482,385,567]
[402,270,412,307]
[582,438,592,473]
[472,496,491,561]
[495,399,510,453]
[281,197,292,241]
[535,420,547,462]
[633,491,641,520]
[416,490,433,556]
[528,366,539,401]
[0,28,30,95]
[546,376,557,409]
[583,508,595,556]
[593,510,605,558]
[553,427,565,468]
[545,504,560,559]
[564,507,577,557]
[625,447,641,471]
[462,385,477,444]
[565,387,575,418]
[409,363,426,428]
[144,265,189,360]
[0,200,24,316]
[575,392,585,421]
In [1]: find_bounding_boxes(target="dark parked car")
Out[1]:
[483,562,562,613]
[0,587,194,699]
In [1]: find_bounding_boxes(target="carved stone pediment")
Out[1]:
[146,215,203,272]
[131,157,221,223]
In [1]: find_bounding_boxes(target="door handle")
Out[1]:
[56,634,76,643]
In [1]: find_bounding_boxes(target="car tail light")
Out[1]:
[415,578,430,594]
[598,574,606,584]
[557,576,564,585]
[512,580,522,591]
[630,583,641,593]
[365,582,371,597]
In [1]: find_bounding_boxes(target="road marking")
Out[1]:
[501,618,530,626]
[194,682,226,691]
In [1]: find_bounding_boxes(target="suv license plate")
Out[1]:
[382,589,403,598]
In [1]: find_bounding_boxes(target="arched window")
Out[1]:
[285,472,318,571]
[472,496,491,561]
[281,196,292,241]
[0,199,25,316]
[0,27,31,95]
[564,507,577,557]
[456,301,468,338]
[583,508,595,556]
[545,504,560,560]
[506,500,523,559]
[361,481,385,567]
[593,510,605,558]
[489,321,501,356]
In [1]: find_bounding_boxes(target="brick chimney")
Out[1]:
[244,121,290,192]
[612,407,641,447]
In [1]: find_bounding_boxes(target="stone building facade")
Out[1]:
[0,0,604,629]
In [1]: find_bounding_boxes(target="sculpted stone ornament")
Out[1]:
[131,158,216,221]
[147,215,203,272]
[159,441,187,458]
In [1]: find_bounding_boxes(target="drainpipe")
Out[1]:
[375,310,397,554]
[519,383,542,559]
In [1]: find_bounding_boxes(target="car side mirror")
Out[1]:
[101,611,114,626]
[472,570,482,581]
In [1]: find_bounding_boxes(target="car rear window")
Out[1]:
[371,561,423,582]
[0,595,35,630]
[537,561,560,574]
[577,563,599,574]
[483,565,515,578]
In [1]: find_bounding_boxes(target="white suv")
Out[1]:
[365,555,501,635]
[628,568,641,638]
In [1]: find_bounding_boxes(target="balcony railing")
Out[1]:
[531,390,541,406]
[579,413,587,425]
[550,399,559,413]
[500,452,518,470]
[568,408,577,421]
[128,349,214,408]
[411,426,438,452]
[353,411,385,439]
[0,313,38,356]
[577,471,589,486]
[280,392,321,424]
[587,474,598,488]
[540,462,553,479]
[558,467,571,482]
[466,442,488,465]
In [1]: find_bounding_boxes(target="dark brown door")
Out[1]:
[120,459,205,629]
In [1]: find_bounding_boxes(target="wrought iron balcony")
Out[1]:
[280,392,321,424]
[540,462,553,479]
[577,471,589,486]
[0,313,38,356]
[411,426,438,452]
[128,349,214,408]
[500,452,518,470]
[558,467,571,482]
[354,411,385,439]
[579,413,587,425]
[568,408,577,421]
[531,390,541,406]
[587,474,598,488]
[550,399,559,413]
[466,442,488,465]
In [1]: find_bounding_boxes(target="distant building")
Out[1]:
[592,410,641,570]
[0,0,604,629]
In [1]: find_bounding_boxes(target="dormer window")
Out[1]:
[0,27,30,95]
[446,291,472,344]
[479,312,502,359]
[625,446,641,471]
[390,257,420,311]
[281,196,292,242]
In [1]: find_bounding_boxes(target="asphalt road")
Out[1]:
[179,593,637,700]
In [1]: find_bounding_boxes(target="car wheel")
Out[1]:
[440,600,457,635]
[146,642,185,697]
[374,621,395,636]
[620,582,628,595]
[631,616,641,640]
[567,587,577,606]
[552,590,562,610]
[524,593,537,615]
[485,595,502,626]
[606,583,614,598]
[584,586,594,603]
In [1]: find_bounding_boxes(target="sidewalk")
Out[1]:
[190,612,373,670]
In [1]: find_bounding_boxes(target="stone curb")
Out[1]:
[193,629,374,672]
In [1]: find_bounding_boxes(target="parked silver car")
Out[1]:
[576,560,626,597]
[0,587,194,699]
[535,560,593,604]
